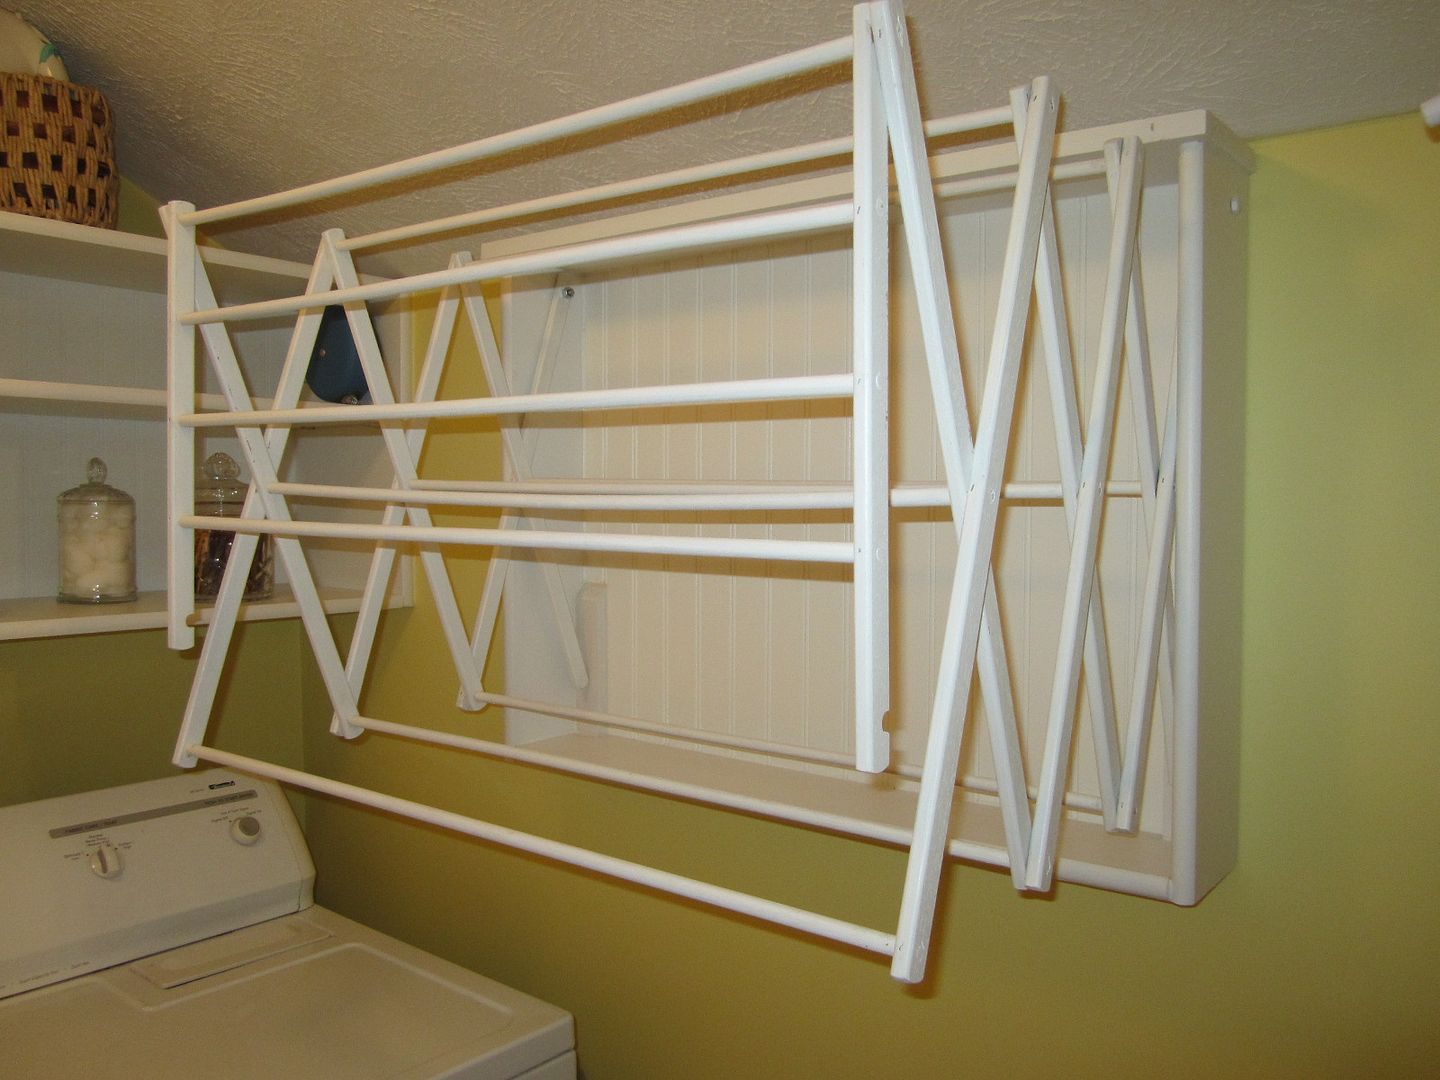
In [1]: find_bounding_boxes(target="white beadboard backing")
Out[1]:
[503,174,1180,838]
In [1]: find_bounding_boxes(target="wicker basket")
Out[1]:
[0,72,118,229]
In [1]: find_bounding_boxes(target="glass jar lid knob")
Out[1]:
[202,452,241,482]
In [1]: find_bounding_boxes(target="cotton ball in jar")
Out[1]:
[57,457,137,603]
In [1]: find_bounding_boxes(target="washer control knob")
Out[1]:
[230,815,262,845]
[89,843,123,880]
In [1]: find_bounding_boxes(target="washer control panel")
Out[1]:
[0,770,314,1000]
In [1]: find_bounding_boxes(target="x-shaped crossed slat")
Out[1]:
[1107,142,1178,834]
[316,250,474,738]
[324,233,486,723]
[173,248,362,762]
[879,21,1174,971]
[453,263,590,698]
[324,254,589,716]
[867,0,1058,976]
[1026,135,1146,891]
[1024,128,1181,888]
[174,235,501,756]
[1020,90,1124,831]
[1120,371,1178,831]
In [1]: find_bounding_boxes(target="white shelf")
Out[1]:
[0,209,311,297]
[0,378,243,416]
[0,585,373,642]
[509,732,1177,897]
[0,210,413,642]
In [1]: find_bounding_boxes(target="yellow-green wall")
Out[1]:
[116,175,165,238]
[4,112,1436,1077]
[0,179,299,807]
[299,113,1440,1078]
[0,621,306,805]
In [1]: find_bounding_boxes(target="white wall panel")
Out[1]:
[505,174,1184,838]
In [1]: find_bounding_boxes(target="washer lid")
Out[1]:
[0,908,574,1080]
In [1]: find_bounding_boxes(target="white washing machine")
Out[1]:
[0,769,576,1079]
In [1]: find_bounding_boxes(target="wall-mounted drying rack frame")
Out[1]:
[164,0,1248,984]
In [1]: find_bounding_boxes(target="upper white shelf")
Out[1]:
[0,210,412,641]
[0,209,312,299]
[0,378,248,416]
[0,586,377,642]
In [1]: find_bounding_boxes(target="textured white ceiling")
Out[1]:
[15,0,1440,273]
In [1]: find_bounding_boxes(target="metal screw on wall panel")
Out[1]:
[562,286,575,298]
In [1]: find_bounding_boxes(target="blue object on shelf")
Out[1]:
[306,306,369,403]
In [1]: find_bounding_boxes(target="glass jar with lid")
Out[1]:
[194,452,274,601]
[57,457,137,604]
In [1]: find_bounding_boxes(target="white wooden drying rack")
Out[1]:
[163,0,1209,984]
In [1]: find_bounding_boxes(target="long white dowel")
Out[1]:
[272,479,1142,512]
[181,38,855,228]
[179,514,853,564]
[409,478,1141,502]
[185,202,853,326]
[345,104,1013,254]
[180,371,853,429]
[188,745,896,957]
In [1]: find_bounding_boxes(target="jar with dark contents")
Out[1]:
[194,452,273,601]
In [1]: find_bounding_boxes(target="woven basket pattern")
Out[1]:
[0,73,118,229]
